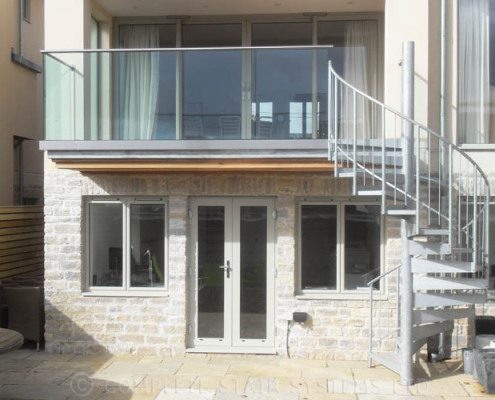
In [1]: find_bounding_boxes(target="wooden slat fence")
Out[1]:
[0,206,44,280]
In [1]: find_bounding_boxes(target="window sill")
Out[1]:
[82,290,169,298]
[295,291,388,301]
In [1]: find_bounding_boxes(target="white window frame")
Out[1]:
[84,197,169,297]
[296,198,385,299]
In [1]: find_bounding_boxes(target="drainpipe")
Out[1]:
[18,0,23,56]
[440,0,446,145]
[438,0,453,362]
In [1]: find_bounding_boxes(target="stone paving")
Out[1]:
[0,349,490,399]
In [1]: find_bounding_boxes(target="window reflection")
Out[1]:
[344,205,381,290]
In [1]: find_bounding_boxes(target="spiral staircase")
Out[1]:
[327,49,491,385]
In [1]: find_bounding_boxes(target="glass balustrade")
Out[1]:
[44,46,352,141]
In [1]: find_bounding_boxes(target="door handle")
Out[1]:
[219,261,231,278]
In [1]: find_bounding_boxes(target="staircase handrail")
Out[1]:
[368,264,401,367]
[328,61,490,267]
[328,62,490,194]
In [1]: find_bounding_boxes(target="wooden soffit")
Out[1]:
[52,158,335,173]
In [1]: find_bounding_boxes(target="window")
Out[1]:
[299,201,382,293]
[113,18,380,141]
[87,198,167,292]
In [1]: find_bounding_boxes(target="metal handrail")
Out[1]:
[328,61,491,269]
[368,264,401,367]
[328,62,491,187]
[41,45,335,54]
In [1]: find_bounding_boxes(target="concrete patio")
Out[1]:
[0,349,489,399]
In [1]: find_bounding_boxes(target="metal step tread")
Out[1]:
[357,190,383,196]
[409,228,449,238]
[336,168,404,177]
[414,292,487,308]
[413,307,473,325]
[370,351,400,375]
[411,259,480,274]
[386,207,417,216]
[412,320,454,342]
[413,276,487,291]
[409,241,472,256]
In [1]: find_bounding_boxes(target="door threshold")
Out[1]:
[186,346,277,355]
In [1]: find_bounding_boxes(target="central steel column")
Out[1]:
[400,41,415,386]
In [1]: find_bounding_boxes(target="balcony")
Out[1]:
[42,41,379,171]
[43,46,343,140]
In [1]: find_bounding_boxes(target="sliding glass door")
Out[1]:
[114,18,379,141]
[182,24,243,140]
[250,22,314,139]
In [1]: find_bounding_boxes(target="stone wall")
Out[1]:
[44,157,403,359]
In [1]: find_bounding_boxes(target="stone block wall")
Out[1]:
[44,157,403,359]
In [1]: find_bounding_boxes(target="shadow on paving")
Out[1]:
[0,301,134,400]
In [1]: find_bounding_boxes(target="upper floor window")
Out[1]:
[458,0,495,144]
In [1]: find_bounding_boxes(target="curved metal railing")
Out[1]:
[327,62,491,270]
[367,264,401,367]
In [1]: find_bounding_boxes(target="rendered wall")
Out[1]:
[0,0,44,205]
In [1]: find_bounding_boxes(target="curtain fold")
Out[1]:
[118,25,160,140]
[342,21,378,140]
[459,0,490,144]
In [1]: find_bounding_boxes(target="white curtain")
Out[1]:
[342,21,378,140]
[119,25,160,140]
[458,0,490,144]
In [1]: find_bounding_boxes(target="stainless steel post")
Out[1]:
[400,40,414,386]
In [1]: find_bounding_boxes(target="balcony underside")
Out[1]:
[50,158,334,173]
[41,139,334,172]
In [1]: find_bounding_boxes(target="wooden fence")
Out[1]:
[0,206,44,280]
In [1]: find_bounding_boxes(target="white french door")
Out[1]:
[190,197,275,351]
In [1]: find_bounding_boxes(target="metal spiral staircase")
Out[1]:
[327,43,491,385]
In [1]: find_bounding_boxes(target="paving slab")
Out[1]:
[458,377,488,396]
[176,362,229,377]
[357,395,443,400]
[300,394,358,400]
[31,359,105,374]
[227,363,302,378]
[301,366,353,380]
[213,391,299,400]
[191,374,248,392]
[351,367,400,381]
[0,349,35,360]
[0,383,104,400]
[273,377,328,394]
[101,360,182,376]
[137,374,197,392]
[0,359,41,373]
[0,371,73,385]
[155,388,216,400]
[409,374,469,396]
